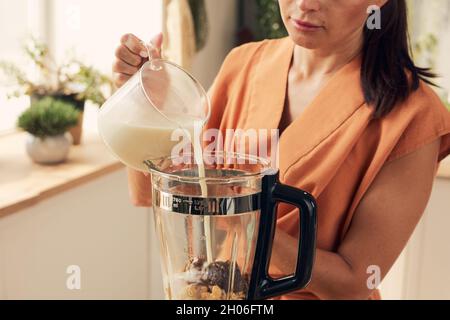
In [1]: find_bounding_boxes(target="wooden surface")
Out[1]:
[0,131,123,217]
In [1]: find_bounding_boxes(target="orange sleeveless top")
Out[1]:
[204,37,450,300]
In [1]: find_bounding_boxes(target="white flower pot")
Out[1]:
[26,133,72,164]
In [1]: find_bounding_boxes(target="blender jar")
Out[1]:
[148,152,317,300]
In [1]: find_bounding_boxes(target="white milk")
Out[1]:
[99,114,197,172]
[192,120,212,262]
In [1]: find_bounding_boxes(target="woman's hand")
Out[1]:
[113,33,163,207]
[113,33,163,88]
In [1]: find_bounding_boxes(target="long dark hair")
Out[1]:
[362,0,436,118]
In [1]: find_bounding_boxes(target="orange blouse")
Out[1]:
[204,37,450,300]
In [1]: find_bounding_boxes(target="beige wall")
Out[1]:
[190,0,238,89]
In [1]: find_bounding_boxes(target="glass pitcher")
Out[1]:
[148,152,317,300]
[98,49,210,172]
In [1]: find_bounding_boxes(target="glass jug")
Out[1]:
[148,152,317,300]
[98,48,210,172]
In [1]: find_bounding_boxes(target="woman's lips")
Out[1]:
[291,18,323,32]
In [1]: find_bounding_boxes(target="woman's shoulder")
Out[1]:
[383,80,450,163]
[394,80,450,128]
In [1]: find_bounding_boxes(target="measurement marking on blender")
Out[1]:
[155,190,261,215]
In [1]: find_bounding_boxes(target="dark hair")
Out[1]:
[362,0,436,118]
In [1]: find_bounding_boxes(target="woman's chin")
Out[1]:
[288,33,322,50]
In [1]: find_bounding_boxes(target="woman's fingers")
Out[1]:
[113,33,145,88]
[112,59,139,76]
[114,45,142,67]
[113,33,164,88]
[121,33,149,58]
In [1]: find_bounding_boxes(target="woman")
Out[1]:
[113,0,450,299]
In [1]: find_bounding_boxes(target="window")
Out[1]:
[0,0,35,134]
[0,0,163,134]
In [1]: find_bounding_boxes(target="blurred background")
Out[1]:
[0,0,449,300]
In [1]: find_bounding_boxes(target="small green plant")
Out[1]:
[0,37,112,107]
[18,97,80,138]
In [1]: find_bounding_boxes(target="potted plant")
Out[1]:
[17,97,80,164]
[0,37,113,145]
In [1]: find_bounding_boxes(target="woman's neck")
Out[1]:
[292,33,363,79]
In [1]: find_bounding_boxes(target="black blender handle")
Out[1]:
[247,172,317,300]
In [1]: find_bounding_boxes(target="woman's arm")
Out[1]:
[271,138,441,300]
[127,168,152,207]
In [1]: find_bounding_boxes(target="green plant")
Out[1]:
[255,0,288,40]
[18,97,80,138]
[0,37,112,106]
[58,60,113,106]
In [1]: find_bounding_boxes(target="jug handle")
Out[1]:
[247,172,317,300]
[141,40,163,71]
